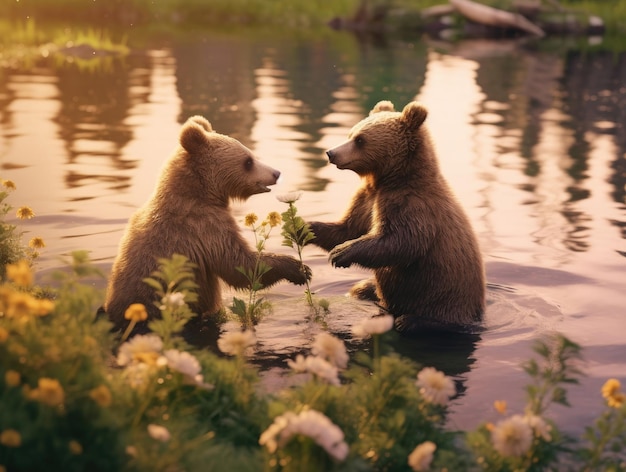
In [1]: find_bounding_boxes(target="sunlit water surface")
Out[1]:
[1,30,625,433]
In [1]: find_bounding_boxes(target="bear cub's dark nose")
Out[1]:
[273,170,281,181]
[326,150,335,163]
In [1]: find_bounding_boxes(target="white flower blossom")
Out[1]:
[117,334,163,367]
[415,367,456,406]
[351,315,394,338]
[524,414,552,441]
[163,349,201,378]
[491,414,533,457]
[160,292,186,310]
[122,362,156,390]
[259,409,348,461]
[408,441,437,471]
[287,354,340,386]
[147,424,171,442]
[217,330,256,356]
[276,192,302,204]
[311,332,349,369]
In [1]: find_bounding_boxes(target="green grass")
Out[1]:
[1,0,624,34]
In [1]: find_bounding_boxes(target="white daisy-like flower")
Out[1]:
[147,424,171,442]
[276,192,302,204]
[408,441,437,471]
[217,330,256,356]
[163,349,201,379]
[351,315,394,338]
[311,332,349,369]
[160,292,186,310]
[259,409,348,462]
[287,354,340,386]
[415,367,456,406]
[491,414,534,457]
[117,334,163,366]
[524,414,552,441]
[122,362,156,390]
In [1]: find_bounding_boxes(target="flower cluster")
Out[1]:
[287,332,348,386]
[259,409,349,462]
[0,261,55,318]
[117,333,210,389]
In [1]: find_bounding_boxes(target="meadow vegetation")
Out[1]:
[1,178,625,471]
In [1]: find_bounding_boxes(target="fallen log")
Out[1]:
[449,0,545,36]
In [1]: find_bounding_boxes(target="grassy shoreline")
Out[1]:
[1,0,624,34]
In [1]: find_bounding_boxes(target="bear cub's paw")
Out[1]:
[281,256,312,285]
[328,241,355,268]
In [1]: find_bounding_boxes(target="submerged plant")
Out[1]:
[230,212,280,328]
[278,193,329,318]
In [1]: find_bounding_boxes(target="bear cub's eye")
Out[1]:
[244,157,254,171]
[354,136,366,148]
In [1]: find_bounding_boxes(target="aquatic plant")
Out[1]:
[278,193,330,319]
[229,212,281,328]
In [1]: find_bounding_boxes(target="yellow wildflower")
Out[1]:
[5,260,33,287]
[602,379,621,399]
[494,400,507,415]
[4,292,37,318]
[2,179,16,190]
[28,237,45,249]
[15,206,35,219]
[0,429,21,447]
[0,327,8,343]
[607,392,625,409]
[244,213,258,227]
[5,370,20,387]
[267,211,282,227]
[89,385,112,407]
[69,440,83,455]
[124,303,148,322]
[33,298,54,316]
[29,377,65,407]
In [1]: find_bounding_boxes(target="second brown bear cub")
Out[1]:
[309,101,485,333]
[105,116,309,333]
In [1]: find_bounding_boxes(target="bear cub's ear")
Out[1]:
[369,100,395,115]
[180,119,210,154]
[401,102,428,130]
[188,115,213,132]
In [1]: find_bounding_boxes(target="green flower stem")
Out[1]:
[120,319,137,343]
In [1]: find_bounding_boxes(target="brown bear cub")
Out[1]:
[309,101,485,333]
[105,116,310,333]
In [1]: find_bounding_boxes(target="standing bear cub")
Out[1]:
[309,101,485,333]
[105,116,309,333]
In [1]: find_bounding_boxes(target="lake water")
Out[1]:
[1,28,625,434]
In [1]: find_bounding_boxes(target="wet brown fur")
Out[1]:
[104,116,309,332]
[309,101,485,333]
